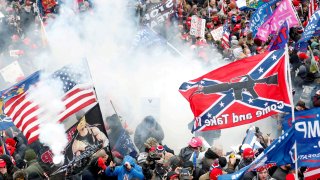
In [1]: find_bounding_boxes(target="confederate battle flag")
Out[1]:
[179,49,292,132]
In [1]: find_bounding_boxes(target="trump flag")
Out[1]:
[179,49,292,132]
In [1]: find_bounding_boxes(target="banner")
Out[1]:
[256,0,299,41]
[236,0,263,10]
[190,15,206,38]
[131,26,166,51]
[179,49,292,132]
[283,107,320,167]
[249,0,279,37]
[143,0,175,28]
[40,103,109,167]
[292,109,320,167]
[210,26,223,41]
[219,128,295,180]
[297,9,320,43]
[0,61,24,84]
[0,115,14,131]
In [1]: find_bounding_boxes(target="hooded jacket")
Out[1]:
[134,116,164,152]
[105,155,144,180]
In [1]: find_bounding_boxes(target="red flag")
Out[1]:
[179,49,292,131]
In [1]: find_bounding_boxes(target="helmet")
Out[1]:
[188,137,203,148]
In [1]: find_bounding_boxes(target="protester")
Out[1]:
[253,166,272,180]
[134,116,164,153]
[0,0,319,179]
[0,159,9,180]
[271,164,291,180]
[104,155,144,179]
[23,149,48,179]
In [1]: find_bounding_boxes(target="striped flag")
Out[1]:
[308,0,318,20]
[1,61,97,144]
[304,167,320,180]
[221,22,230,49]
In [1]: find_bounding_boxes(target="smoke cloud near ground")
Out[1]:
[27,76,68,164]
[26,0,279,153]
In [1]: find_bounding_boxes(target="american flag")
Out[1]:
[308,0,318,20]
[2,62,97,144]
[221,22,230,49]
[304,167,320,180]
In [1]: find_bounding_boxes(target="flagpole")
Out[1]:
[285,45,298,180]
[148,27,187,58]
[83,58,114,160]
[35,0,49,46]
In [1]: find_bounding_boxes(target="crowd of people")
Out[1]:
[0,0,319,179]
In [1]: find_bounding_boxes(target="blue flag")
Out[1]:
[285,108,320,167]
[295,41,308,52]
[298,10,320,43]
[218,128,295,180]
[268,21,289,51]
[131,26,166,50]
[249,0,279,37]
[112,129,138,158]
[282,108,320,167]
[0,115,14,131]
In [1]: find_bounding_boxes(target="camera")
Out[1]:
[147,152,162,162]
[179,168,192,179]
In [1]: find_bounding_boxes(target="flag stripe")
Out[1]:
[308,0,318,20]
[25,125,39,142]
[63,89,95,108]
[5,93,28,116]
[5,93,24,108]
[304,167,320,179]
[3,67,97,144]
[58,98,97,123]
[28,134,39,144]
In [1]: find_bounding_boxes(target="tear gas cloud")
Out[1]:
[27,76,68,164]
[26,0,278,154]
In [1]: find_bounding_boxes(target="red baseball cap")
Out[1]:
[0,159,6,168]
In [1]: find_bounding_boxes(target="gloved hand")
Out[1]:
[97,157,107,170]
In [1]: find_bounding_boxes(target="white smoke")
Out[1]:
[27,77,68,164]
[25,0,279,155]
